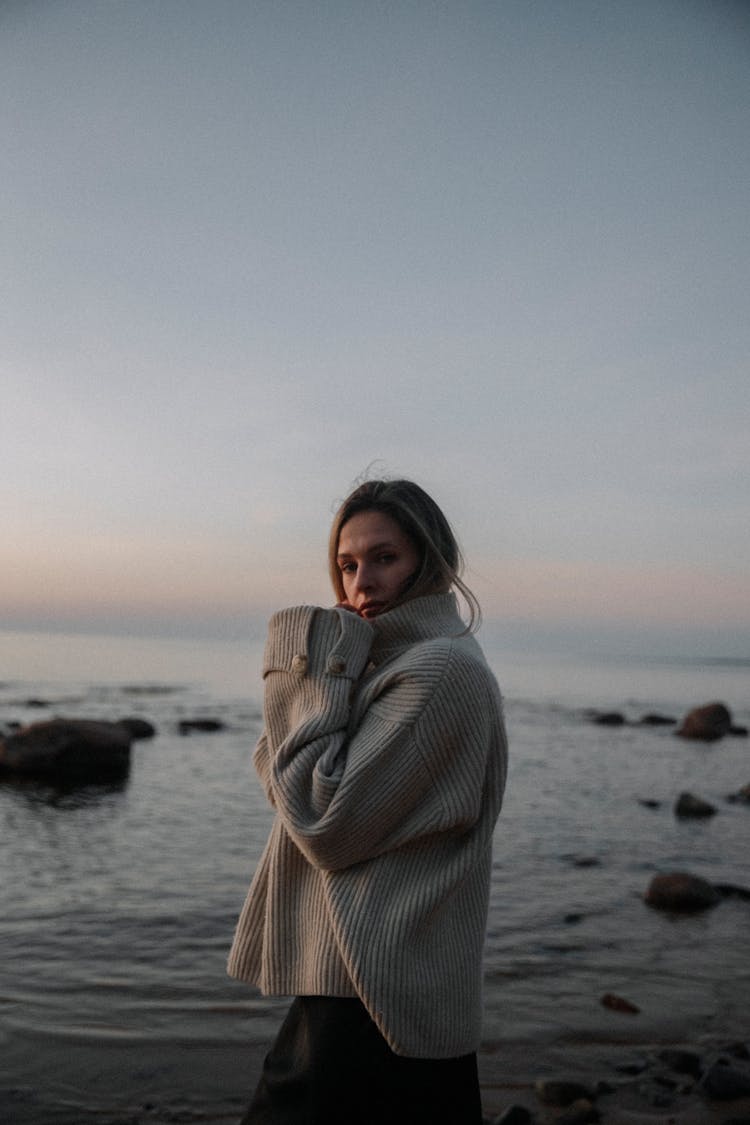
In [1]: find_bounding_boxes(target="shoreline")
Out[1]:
[3,1028,749,1124]
[480,1032,750,1122]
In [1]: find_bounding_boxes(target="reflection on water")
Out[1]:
[0,776,130,808]
[1,635,749,1121]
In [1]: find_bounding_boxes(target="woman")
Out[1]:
[228,479,508,1124]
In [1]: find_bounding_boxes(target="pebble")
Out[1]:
[701,1060,750,1100]
[535,1079,593,1106]
[658,1047,703,1078]
[600,991,640,1014]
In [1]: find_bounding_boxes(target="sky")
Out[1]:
[2,0,749,655]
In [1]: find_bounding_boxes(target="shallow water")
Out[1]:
[1,629,749,1121]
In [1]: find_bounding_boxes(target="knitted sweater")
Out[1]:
[227,593,508,1058]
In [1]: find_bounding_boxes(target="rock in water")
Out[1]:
[178,718,225,735]
[591,711,626,726]
[601,992,640,1014]
[117,717,156,740]
[700,1059,750,1100]
[0,718,132,780]
[676,701,732,741]
[644,872,721,912]
[674,791,717,818]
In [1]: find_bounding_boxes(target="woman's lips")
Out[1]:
[359,602,385,618]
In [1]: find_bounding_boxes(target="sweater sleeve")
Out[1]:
[257,605,501,872]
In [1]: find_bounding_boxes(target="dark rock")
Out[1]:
[178,718,225,735]
[700,1059,750,1100]
[601,992,640,1014]
[592,711,626,726]
[24,698,51,708]
[117,717,156,740]
[564,912,584,924]
[653,1072,679,1089]
[638,798,662,808]
[714,883,750,901]
[0,718,132,780]
[729,725,749,737]
[613,1056,648,1075]
[645,872,721,912]
[535,1079,593,1106]
[723,1043,750,1061]
[492,1106,533,1125]
[674,791,717,818]
[658,1048,703,1078]
[639,712,677,726]
[676,701,732,741]
[572,856,600,868]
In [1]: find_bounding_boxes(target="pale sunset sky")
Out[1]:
[2,1,749,655]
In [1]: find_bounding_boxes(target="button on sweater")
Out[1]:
[227,593,508,1058]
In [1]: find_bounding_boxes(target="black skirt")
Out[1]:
[240,996,483,1125]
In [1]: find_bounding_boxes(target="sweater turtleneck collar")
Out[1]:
[366,592,467,666]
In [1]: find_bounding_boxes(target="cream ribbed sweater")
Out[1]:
[227,593,507,1058]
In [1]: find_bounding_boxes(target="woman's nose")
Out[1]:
[353,563,374,592]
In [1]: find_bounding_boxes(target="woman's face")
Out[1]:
[336,509,420,619]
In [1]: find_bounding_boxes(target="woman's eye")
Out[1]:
[378,554,396,564]
[340,562,356,574]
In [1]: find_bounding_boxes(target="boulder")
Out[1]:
[639,712,677,726]
[645,872,721,912]
[117,717,156,740]
[0,718,132,780]
[591,711,626,726]
[676,702,732,742]
[714,882,750,901]
[674,791,717,818]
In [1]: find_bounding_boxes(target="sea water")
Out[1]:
[1,628,748,1122]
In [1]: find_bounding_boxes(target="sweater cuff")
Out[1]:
[263,605,373,680]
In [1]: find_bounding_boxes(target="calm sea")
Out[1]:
[1,628,749,1123]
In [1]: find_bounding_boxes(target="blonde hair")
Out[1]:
[328,478,481,631]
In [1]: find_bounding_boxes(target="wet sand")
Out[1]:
[480,1034,750,1123]
[4,1027,749,1124]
